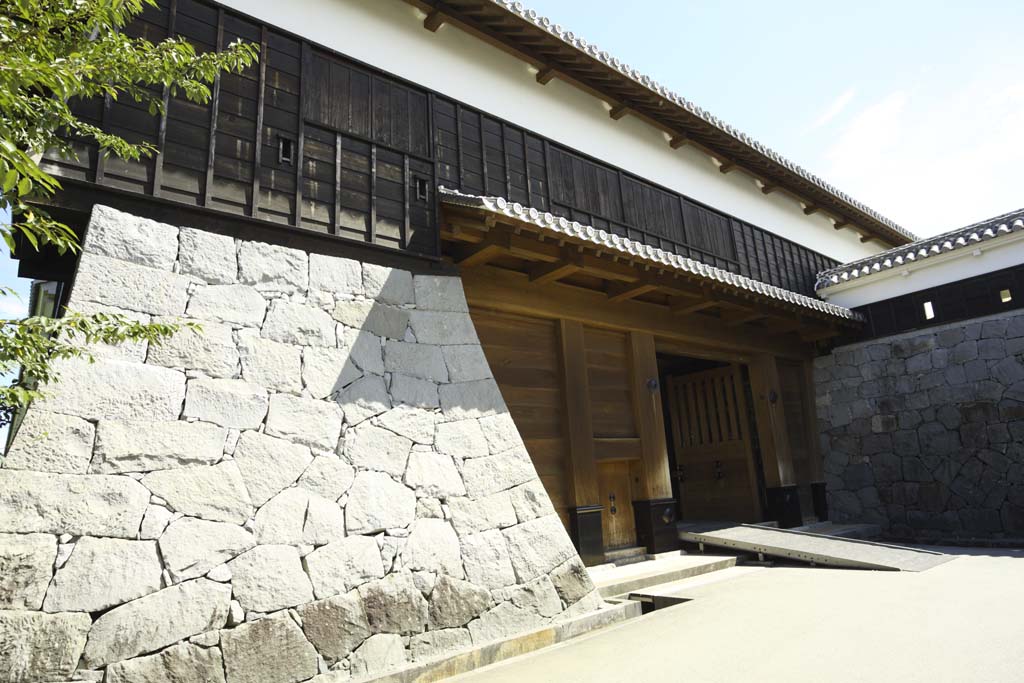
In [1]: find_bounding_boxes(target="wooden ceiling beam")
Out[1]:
[608,103,630,120]
[535,66,558,85]
[606,281,659,303]
[718,161,737,174]
[669,134,689,149]
[803,205,820,216]
[833,219,849,230]
[455,240,505,267]
[423,10,447,32]
[761,183,778,194]
[724,310,769,327]
[672,299,718,316]
[529,247,583,284]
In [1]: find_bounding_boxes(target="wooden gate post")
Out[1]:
[557,320,603,564]
[627,332,678,553]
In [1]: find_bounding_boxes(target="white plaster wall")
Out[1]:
[819,234,1024,309]
[219,0,883,265]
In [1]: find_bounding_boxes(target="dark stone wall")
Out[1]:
[815,311,1024,540]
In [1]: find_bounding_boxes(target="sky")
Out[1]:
[3,0,1023,314]
[531,0,1024,239]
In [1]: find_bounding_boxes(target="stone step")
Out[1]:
[367,599,641,683]
[602,546,648,567]
[589,553,737,599]
[626,565,766,608]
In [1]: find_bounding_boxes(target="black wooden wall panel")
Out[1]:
[43,0,840,273]
[846,264,1024,342]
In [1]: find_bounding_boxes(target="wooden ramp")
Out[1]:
[679,523,955,572]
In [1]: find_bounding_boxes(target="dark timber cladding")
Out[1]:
[43,0,836,294]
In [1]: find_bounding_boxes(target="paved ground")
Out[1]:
[450,547,1024,683]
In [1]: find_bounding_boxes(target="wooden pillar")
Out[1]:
[627,332,678,553]
[748,353,796,488]
[556,320,603,563]
[627,332,672,500]
[748,353,802,527]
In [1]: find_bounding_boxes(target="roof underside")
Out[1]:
[403,0,917,247]
[440,187,862,324]
[817,207,1024,290]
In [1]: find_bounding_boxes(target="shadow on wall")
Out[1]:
[0,205,601,683]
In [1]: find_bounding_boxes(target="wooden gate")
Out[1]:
[666,365,761,522]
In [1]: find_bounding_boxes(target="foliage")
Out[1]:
[0,0,258,426]
[0,310,199,426]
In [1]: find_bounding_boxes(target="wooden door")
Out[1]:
[596,461,637,549]
[666,365,761,522]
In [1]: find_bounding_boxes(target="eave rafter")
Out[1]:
[439,204,859,341]
[405,0,914,248]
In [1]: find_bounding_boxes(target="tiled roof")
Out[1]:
[480,1,918,244]
[816,207,1024,290]
[439,187,863,322]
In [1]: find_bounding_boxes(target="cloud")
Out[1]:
[812,88,856,128]
[819,69,1024,237]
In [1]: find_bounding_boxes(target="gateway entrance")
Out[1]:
[660,355,765,525]
[663,362,762,523]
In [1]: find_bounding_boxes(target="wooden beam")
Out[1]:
[455,241,505,267]
[607,281,659,303]
[669,134,689,149]
[628,332,673,500]
[424,10,446,31]
[461,266,809,359]
[609,103,630,120]
[671,299,717,317]
[535,66,557,85]
[803,205,820,216]
[761,184,778,194]
[718,161,736,174]
[557,320,601,507]
[833,220,849,230]
[859,234,874,244]
[724,310,768,327]
[529,251,582,284]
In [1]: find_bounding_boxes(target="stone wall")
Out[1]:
[0,206,602,682]
[816,310,1024,540]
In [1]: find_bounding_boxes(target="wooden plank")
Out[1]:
[153,0,178,197]
[593,437,642,462]
[203,8,224,207]
[628,332,672,501]
[250,25,268,217]
[293,41,310,227]
[557,319,600,507]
